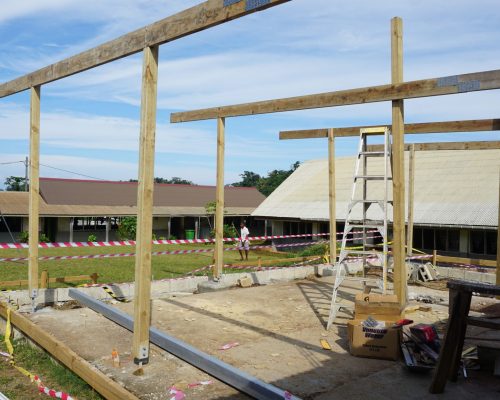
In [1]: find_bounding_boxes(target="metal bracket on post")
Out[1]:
[134,345,149,365]
[31,289,38,313]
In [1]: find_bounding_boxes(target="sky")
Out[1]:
[0,0,499,189]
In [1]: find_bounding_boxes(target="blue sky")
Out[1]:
[1,0,499,189]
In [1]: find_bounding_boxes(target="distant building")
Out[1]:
[252,150,499,260]
[0,178,265,242]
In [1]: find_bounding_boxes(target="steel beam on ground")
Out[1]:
[68,289,300,400]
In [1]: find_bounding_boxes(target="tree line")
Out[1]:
[2,162,301,197]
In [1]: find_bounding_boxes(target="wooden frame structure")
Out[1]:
[0,0,290,366]
[171,17,500,307]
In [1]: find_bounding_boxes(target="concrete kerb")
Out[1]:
[1,265,494,309]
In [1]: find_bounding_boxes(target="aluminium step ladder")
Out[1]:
[326,126,393,330]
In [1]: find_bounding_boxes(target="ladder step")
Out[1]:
[359,151,386,157]
[347,224,384,229]
[342,250,382,255]
[351,200,393,204]
[354,175,393,180]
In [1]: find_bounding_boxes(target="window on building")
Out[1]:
[423,229,434,249]
[0,217,22,232]
[413,227,423,249]
[470,231,485,255]
[485,231,497,255]
[435,229,447,251]
[448,229,460,252]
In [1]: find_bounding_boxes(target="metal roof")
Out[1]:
[252,150,500,228]
[0,178,264,217]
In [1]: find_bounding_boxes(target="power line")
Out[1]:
[0,160,24,165]
[39,163,107,181]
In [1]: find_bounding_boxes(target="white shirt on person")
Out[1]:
[240,227,249,241]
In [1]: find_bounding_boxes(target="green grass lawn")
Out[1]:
[0,243,303,289]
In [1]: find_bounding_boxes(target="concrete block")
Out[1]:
[238,276,253,288]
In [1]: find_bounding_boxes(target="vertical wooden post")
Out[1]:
[105,217,111,242]
[391,17,407,306]
[132,45,159,365]
[213,117,225,279]
[29,86,41,299]
[496,169,499,295]
[406,144,415,257]
[432,249,438,266]
[328,128,336,263]
[40,270,48,289]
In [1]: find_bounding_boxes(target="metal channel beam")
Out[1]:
[68,289,299,400]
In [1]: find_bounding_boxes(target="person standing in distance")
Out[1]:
[238,221,250,261]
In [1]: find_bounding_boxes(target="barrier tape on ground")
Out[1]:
[2,306,74,400]
[0,230,379,249]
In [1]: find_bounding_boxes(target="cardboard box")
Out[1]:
[348,319,400,360]
[354,293,403,322]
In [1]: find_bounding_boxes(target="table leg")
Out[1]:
[449,291,472,381]
[429,289,468,393]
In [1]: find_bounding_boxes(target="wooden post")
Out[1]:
[391,17,407,306]
[91,273,98,284]
[105,217,111,242]
[28,86,41,299]
[432,249,438,266]
[214,117,225,279]
[407,144,415,257]
[40,270,48,289]
[132,45,159,365]
[328,128,336,263]
[496,169,499,295]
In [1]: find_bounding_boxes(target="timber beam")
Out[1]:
[170,70,500,122]
[0,0,290,98]
[279,119,500,140]
[0,301,139,400]
[367,140,500,152]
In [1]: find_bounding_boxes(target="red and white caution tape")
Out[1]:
[168,387,186,400]
[0,234,382,263]
[36,380,74,400]
[0,230,380,250]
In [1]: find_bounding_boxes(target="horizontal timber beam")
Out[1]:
[170,69,500,122]
[0,301,139,400]
[0,0,290,98]
[279,119,500,140]
[367,140,500,152]
[69,289,299,400]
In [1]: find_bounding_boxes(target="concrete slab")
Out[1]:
[20,274,500,400]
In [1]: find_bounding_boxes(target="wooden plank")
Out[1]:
[0,302,139,400]
[328,128,336,264]
[0,0,290,98]
[407,144,415,257]
[171,68,500,122]
[214,117,225,279]
[436,254,496,268]
[467,316,500,330]
[132,45,159,365]
[0,274,98,288]
[367,140,500,152]
[391,17,406,307]
[279,119,500,140]
[28,86,40,297]
[40,270,48,289]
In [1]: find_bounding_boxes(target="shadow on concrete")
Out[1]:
[162,296,333,358]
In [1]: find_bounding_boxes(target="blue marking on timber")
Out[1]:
[223,0,243,7]
[437,76,459,87]
[246,0,271,11]
[458,80,480,93]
